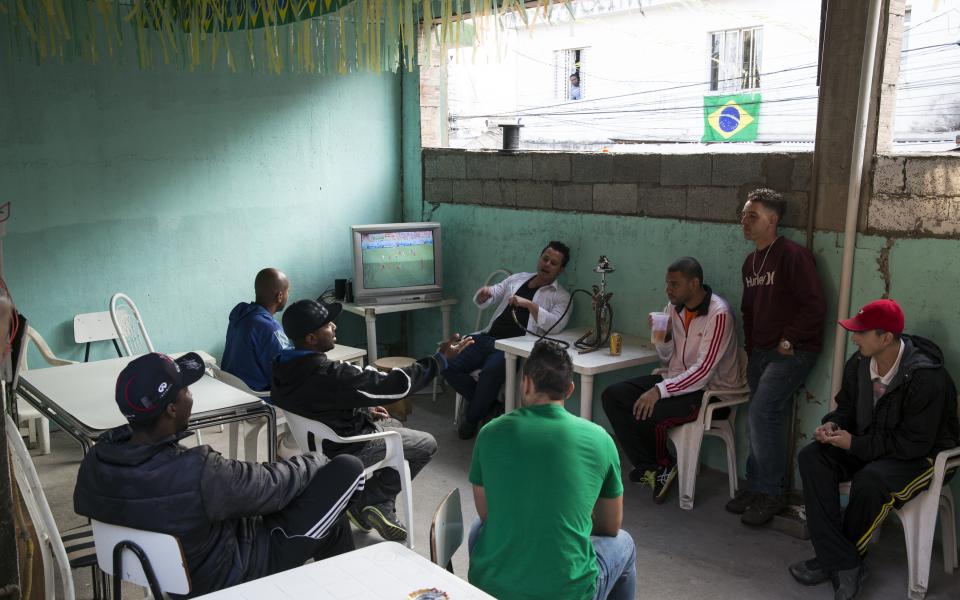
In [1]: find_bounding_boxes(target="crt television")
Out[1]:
[351,222,443,306]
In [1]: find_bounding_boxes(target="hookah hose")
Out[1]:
[509,287,599,350]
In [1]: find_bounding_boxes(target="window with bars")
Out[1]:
[554,48,586,100]
[709,27,762,92]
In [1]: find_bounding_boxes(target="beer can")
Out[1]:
[609,332,623,356]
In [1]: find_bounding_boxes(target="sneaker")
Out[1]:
[831,563,867,600]
[629,468,656,488]
[653,465,678,504]
[740,493,786,526]
[789,557,830,586]
[725,489,757,515]
[361,504,408,542]
[457,419,478,440]
[345,506,371,532]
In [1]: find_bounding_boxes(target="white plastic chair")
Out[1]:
[208,364,279,462]
[429,487,464,573]
[283,410,415,549]
[109,293,155,356]
[74,311,123,361]
[454,268,512,426]
[651,367,750,510]
[90,520,190,599]
[13,325,78,455]
[5,414,80,599]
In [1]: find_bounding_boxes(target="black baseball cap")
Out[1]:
[115,352,206,424]
[282,299,342,341]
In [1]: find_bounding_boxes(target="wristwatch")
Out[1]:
[779,339,793,351]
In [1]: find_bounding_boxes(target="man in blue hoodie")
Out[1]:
[222,268,292,394]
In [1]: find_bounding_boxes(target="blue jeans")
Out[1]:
[468,519,636,600]
[744,348,818,496]
[442,335,505,426]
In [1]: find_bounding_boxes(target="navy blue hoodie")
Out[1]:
[221,302,290,393]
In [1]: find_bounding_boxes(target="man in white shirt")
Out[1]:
[444,241,573,439]
[601,257,744,504]
[789,299,958,600]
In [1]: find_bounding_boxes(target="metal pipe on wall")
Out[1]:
[829,0,886,400]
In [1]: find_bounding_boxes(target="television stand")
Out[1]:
[340,298,458,363]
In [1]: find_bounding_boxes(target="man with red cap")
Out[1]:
[788,300,959,600]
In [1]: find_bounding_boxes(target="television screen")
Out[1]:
[360,230,436,290]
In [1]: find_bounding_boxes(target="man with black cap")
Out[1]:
[74,352,366,597]
[788,299,959,600]
[272,298,473,543]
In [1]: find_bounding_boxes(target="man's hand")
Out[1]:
[823,427,852,450]
[813,421,838,443]
[438,333,474,361]
[632,386,661,421]
[476,287,493,304]
[370,406,390,420]
[507,295,532,311]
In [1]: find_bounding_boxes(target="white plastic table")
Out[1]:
[193,541,495,599]
[496,329,659,420]
[325,344,367,366]
[341,299,458,363]
[16,354,277,459]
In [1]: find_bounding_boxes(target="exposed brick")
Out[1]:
[661,154,712,186]
[712,153,763,187]
[482,180,516,207]
[781,192,810,228]
[594,184,638,214]
[465,152,499,179]
[872,155,905,194]
[571,154,614,183]
[516,182,553,209]
[449,179,483,205]
[423,151,465,179]
[762,154,795,192]
[423,179,452,204]
[867,193,958,236]
[639,187,686,218]
[498,154,533,180]
[904,156,960,196]
[553,184,593,211]
[685,187,740,223]
[790,153,813,191]
[531,153,571,181]
[610,154,661,183]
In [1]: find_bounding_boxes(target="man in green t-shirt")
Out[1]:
[467,340,636,600]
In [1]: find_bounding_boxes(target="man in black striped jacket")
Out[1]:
[271,299,472,543]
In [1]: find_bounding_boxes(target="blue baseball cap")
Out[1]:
[115,352,205,423]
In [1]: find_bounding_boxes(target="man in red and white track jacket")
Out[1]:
[602,257,745,504]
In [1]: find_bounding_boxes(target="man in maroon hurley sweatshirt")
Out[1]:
[727,187,826,526]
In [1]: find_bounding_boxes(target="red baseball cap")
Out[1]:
[838,299,904,335]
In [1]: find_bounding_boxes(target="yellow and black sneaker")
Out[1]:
[346,506,371,532]
[362,504,408,542]
[653,465,678,504]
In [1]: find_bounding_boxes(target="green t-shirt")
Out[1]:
[467,403,623,600]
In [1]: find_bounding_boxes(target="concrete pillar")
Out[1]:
[811,0,902,231]
[418,27,448,148]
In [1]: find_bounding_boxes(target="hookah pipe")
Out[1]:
[509,256,615,353]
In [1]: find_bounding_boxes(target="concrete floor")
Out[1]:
[29,390,960,599]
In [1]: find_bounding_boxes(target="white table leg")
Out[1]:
[504,353,518,412]
[440,305,452,341]
[364,309,378,363]
[580,373,594,421]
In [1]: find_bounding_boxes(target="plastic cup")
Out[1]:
[650,312,670,344]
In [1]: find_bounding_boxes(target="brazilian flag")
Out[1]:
[702,93,760,142]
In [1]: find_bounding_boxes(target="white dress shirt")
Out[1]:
[474,272,572,337]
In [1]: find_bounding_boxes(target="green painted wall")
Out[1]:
[1,57,403,362]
